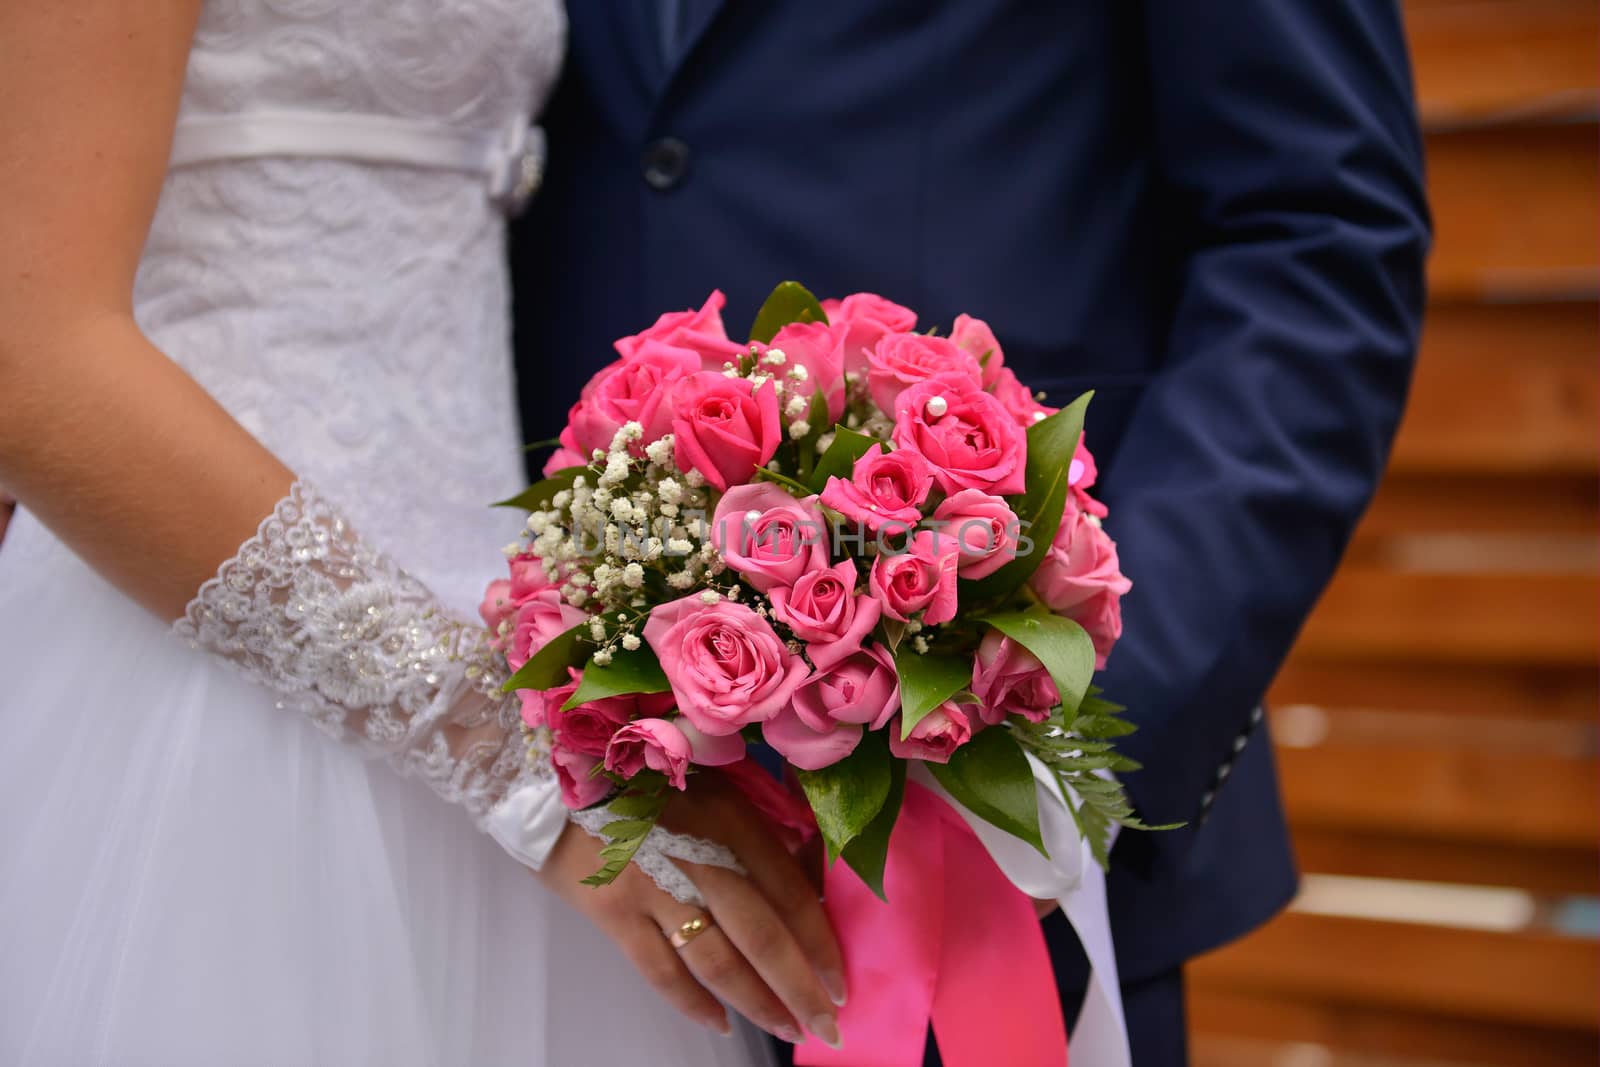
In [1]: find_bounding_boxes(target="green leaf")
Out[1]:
[960,392,1092,602]
[893,649,973,740]
[979,611,1096,716]
[795,731,892,860]
[518,436,564,453]
[494,465,587,511]
[839,757,905,901]
[752,466,813,496]
[928,727,1046,854]
[580,790,668,887]
[807,425,879,493]
[749,281,829,344]
[561,644,671,710]
[501,622,588,692]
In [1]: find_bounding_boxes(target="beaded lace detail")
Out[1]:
[174,482,548,828]
[568,807,746,907]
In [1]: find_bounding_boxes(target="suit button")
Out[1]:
[643,137,691,190]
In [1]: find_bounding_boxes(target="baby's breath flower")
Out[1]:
[762,348,788,366]
[592,648,613,666]
[788,365,809,382]
[699,590,722,605]
[785,395,809,418]
[912,636,931,654]
[623,563,645,589]
[621,633,642,651]
[788,420,811,439]
[589,617,608,642]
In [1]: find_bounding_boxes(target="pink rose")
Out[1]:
[710,484,830,593]
[931,489,1020,580]
[562,343,701,458]
[764,645,899,769]
[518,667,577,731]
[893,374,1027,496]
[767,321,847,424]
[869,530,960,625]
[989,366,1058,429]
[867,333,983,416]
[671,373,783,491]
[951,313,1005,390]
[793,644,900,730]
[1029,506,1132,668]
[541,446,588,477]
[888,699,975,763]
[604,718,694,790]
[552,739,610,809]
[506,589,586,672]
[613,290,747,371]
[820,292,918,376]
[643,595,811,736]
[768,559,881,670]
[763,707,862,771]
[819,444,934,532]
[971,631,1060,726]
[1070,438,1109,519]
[548,682,659,758]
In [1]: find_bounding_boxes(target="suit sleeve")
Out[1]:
[1095,1,1430,834]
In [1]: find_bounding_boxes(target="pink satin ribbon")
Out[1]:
[796,782,1067,1067]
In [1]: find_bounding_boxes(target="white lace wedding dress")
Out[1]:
[0,3,770,1064]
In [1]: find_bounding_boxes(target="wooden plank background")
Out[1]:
[1187,2,1599,1064]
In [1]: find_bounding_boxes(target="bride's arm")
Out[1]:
[0,5,845,1043]
[0,3,293,616]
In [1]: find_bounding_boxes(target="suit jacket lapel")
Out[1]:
[660,0,729,89]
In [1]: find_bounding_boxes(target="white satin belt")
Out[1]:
[484,773,569,871]
[914,759,1132,1067]
[167,110,546,215]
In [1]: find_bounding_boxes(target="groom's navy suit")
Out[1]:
[512,2,1428,1061]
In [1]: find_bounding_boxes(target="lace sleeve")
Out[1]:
[173,481,566,870]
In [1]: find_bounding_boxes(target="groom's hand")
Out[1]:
[536,772,847,1048]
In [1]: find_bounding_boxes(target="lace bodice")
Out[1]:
[134,0,566,615]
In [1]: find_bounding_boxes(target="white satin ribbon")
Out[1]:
[168,109,545,214]
[484,774,568,871]
[913,758,1132,1067]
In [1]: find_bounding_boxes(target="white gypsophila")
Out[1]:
[623,563,645,589]
[589,617,607,642]
[785,395,808,418]
[788,364,809,382]
[762,348,788,366]
[621,633,642,651]
[788,420,811,439]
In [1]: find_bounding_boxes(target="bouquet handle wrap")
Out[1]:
[797,757,1129,1067]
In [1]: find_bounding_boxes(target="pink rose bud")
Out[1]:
[819,292,918,376]
[604,718,694,790]
[677,718,747,766]
[892,373,1028,496]
[479,578,515,633]
[988,366,1058,429]
[819,444,934,532]
[888,699,975,764]
[612,289,747,371]
[768,559,882,671]
[710,483,831,593]
[869,530,961,625]
[971,631,1061,726]
[767,321,847,424]
[950,313,1006,390]
[866,333,984,416]
[552,739,610,809]
[1069,438,1109,519]
[564,343,701,457]
[541,445,588,478]
[670,372,783,491]
[932,489,1021,580]
[1029,506,1132,668]
[643,595,811,736]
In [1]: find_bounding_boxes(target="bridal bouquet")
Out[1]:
[485,282,1147,899]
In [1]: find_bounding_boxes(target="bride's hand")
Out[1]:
[535,772,847,1047]
[0,487,12,547]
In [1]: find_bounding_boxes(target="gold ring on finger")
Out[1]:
[668,913,715,951]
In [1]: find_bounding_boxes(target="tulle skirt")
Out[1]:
[0,509,772,1066]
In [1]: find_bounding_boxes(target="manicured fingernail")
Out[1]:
[820,969,848,1006]
[810,1014,842,1049]
[774,1024,805,1044]
[708,1014,732,1036]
